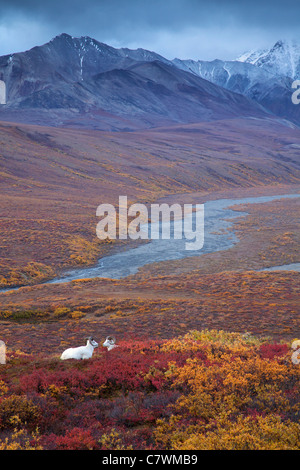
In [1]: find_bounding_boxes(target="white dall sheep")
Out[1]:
[0,340,6,365]
[103,335,118,351]
[291,339,300,365]
[60,336,98,360]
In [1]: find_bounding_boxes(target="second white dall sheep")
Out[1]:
[60,336,98,360]
[103,335,118,351]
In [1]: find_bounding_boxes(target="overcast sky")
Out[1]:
[0,0,300,60]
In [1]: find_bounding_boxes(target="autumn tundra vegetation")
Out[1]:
[0,329,299,450]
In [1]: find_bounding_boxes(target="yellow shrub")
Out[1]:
[53,306,71,318]
[173,414,300,450]
[155,329,300,450]
[70,310,85,320]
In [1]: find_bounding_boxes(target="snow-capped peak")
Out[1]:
[236,48,269,65]
[236,39,300,79]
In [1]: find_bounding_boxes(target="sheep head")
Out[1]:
[103,335,117,350]
[85,336,98,348]
[291,339,300,350]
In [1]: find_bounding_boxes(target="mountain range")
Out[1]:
[173,40,300,127]
[0,34,299,130]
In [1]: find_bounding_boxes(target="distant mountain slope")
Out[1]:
[90,60,267,123]
[0,33,270,130]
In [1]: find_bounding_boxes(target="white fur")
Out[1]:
[0,340,6,365]
[60,337,98,360]
[291,349,300,365]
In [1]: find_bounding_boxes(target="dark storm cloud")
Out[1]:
[1,0,300,59]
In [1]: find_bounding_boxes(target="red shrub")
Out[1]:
[42,428,97,450]
[259,343,289,360]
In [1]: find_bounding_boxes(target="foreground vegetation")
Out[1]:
[0,329,299,450]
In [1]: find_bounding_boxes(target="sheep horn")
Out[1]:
[107,335,116,344]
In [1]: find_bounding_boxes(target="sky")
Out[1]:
[0,0,300,60]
